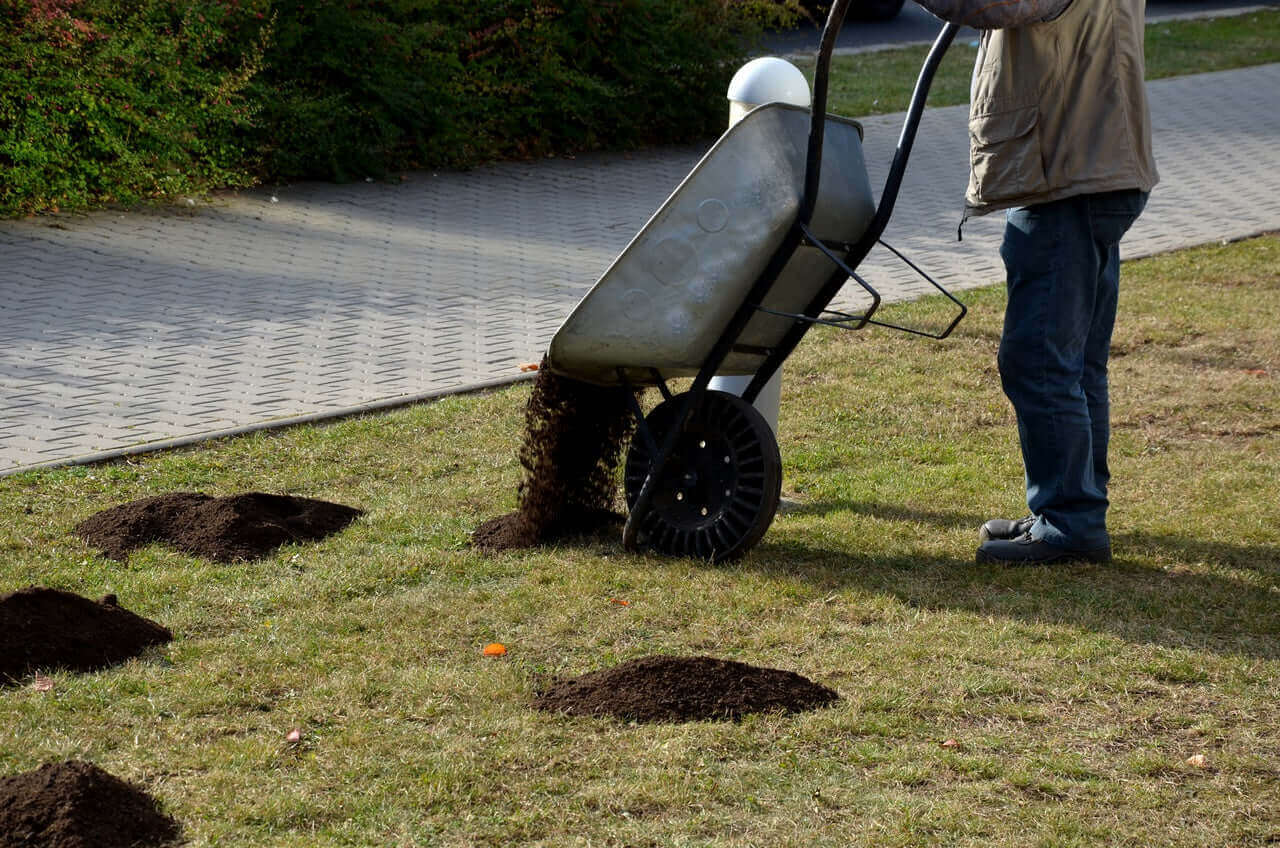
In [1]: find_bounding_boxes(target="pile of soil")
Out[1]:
[532,655,840,722]
[473,360,637,552]
[0,587,171,685]
[74,492,362,562]
[0,760,180,848]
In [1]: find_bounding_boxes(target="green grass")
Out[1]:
[798,8,1280,118]
[2,235,1278,845]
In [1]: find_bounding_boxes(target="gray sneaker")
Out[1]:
[978,515,1036,544]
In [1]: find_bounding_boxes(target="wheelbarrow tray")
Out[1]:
[547,103,876,387]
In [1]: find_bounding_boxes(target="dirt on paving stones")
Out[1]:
[0,587,172,685]
[532,655,840,722]
[0,760,180,848]
[473,360,638,552]
[74,492,362,562]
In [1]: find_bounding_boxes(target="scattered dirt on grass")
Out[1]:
[0,760,180,848]
[532,655,840,722]
[472,360,637,552]
[0,587,171,685]
[74,492,362,562]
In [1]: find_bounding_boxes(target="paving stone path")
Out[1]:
[2,64,1279,475]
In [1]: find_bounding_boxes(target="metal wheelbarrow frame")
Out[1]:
[547,2,965,559]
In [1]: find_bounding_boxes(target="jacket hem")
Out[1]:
[964,174,1158,218]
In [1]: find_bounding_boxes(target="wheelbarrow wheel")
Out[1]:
[624,390,782,560]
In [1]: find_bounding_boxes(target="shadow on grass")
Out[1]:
[787,498,1280,575]
[783,498,989,530]
[749,499,1280,661]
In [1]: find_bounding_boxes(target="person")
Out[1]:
[911,0,1159,563]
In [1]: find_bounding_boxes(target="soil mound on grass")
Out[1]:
[472,361,637,552]
[0,587,171,685]
[74,492,362,562]
[532,655,840,722]
[0,760,180,848]
[471,505,623,551]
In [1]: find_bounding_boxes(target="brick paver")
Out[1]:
[2,64,1279,475]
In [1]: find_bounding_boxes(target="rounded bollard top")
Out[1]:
[727,57,811,110]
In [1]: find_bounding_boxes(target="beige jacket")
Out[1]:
[964,0,1160,215]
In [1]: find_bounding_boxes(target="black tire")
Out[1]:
[624,390,782,561]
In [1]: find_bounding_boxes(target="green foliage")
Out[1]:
[245,0,456,180]
[0,0,266,214]
[3,3,1277,216]
[248,0,801,176]
[2,0,800,214]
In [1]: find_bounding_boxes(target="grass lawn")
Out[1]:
[2,234,1277,846]
[797,8,1280,118]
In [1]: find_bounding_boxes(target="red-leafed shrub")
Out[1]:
[1,0,268,213]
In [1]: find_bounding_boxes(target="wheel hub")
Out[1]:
[654,432,735,526]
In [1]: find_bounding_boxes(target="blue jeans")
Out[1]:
[998,189,1148,550]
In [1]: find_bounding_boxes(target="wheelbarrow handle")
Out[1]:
[860,20,960,246]
[804,13,960,235]
[800,0,855,225]
[738,19,961,404]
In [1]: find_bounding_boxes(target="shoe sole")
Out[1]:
[975,548,1112,565]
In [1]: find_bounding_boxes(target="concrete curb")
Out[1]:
[0,372,535,479]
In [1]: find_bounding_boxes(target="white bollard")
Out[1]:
[706,372,782,433]
[709,57,812,436]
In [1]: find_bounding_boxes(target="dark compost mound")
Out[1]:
[532,655,840,722]
[0,587,171,685]
[74,491,362,562]
[473,360,637,552]
[0,760,180,848]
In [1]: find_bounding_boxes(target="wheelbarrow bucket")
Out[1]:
[546,104,876,387]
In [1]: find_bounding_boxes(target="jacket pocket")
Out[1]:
[969,104,1049,205]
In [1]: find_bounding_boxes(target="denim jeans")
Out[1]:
[998,189,1148,550]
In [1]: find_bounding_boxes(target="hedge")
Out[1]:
[0,0,800,216]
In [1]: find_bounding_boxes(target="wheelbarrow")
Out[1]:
[545,1,965,560]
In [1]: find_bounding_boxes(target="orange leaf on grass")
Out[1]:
[609,598,630,606]
[483,643,507,656]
